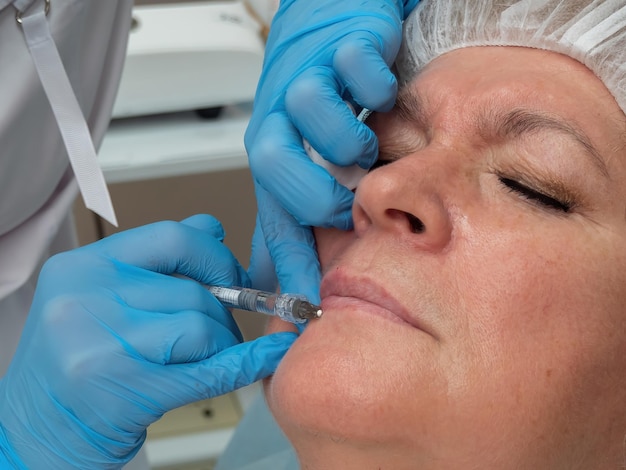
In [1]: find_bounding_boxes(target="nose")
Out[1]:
[352,157,453,252]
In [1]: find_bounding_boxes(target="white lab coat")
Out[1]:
[0,1,149,468]
[0,0,132,372]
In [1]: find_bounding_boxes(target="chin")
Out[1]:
[264,308,442,449]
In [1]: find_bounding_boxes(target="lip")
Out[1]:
[319,267,434,336]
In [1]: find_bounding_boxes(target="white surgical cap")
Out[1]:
[396,0,626,116]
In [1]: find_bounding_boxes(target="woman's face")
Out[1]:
[265,47,626,469]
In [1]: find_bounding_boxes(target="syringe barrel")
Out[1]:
[234,288,277,314]
[236,289,308,321]
[206,286,311,323]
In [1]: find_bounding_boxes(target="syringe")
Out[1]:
[206,286,323,324]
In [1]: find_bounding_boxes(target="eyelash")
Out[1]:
[499,177,572,213]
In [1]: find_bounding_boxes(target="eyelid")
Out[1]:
[495,170,580,212]
[499,177,572,212]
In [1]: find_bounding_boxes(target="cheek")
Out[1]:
[453,228,626,408]
[457,229,599,347]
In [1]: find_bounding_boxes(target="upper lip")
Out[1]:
[319,268,434,337]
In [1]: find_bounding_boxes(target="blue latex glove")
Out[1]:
[246,0,419,302]
[0,215,296,469]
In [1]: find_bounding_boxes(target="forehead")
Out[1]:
[404,48,624,130]
[396,46,626,170]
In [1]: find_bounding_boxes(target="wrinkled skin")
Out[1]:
[264,47,626,470]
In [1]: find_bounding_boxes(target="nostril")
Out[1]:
[385,209,426,234]
[407,214,425,234]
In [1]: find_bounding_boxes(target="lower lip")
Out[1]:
[321,296,413,327]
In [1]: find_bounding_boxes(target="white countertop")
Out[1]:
[99,103,252,184]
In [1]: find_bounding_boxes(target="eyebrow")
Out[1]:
[394,88,610,179]
[395,87,429,130]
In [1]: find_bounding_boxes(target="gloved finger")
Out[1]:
[247,216,278,292]
[334,32,402,112]
[151,332,298,409]
[106,308,242,364]
[284,66,378,168]
[249,112,355,229]
[93,221,249,286]
[249,209,314,334]
[179,214,225,242]
[256,186,322,303]
[106,270,241,336]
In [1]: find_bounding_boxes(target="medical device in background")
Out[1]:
[112,1,265,119]
[207,285,323,324]
[95,0,268,186]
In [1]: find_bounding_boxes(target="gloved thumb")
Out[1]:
[153,332,298,408]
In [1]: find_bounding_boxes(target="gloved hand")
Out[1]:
[246,0,419,302]
[0,214,297,469]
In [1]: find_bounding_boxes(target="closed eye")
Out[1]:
[500,177,572,213]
